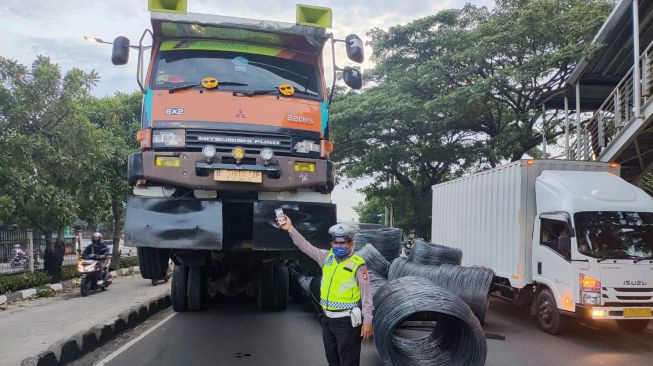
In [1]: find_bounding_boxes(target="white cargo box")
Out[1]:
[430,160,618,288]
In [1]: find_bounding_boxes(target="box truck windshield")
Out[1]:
[153,42,321,98]
[575,211,653,260]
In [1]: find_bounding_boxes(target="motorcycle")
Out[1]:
[77,255,112,296]
[11,252,29,270]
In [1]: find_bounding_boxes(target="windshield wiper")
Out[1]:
[634,256,653,263]
[233,87,318,98]
[168,81,248,94]
[596,257,612,263]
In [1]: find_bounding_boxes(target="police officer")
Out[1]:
[279,216,373,366]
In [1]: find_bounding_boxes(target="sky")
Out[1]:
[1,0,494,221]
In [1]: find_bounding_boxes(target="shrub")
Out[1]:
[0,265,78,294]
[0,271,51,294]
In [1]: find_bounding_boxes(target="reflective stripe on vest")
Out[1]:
[320,249,365,311]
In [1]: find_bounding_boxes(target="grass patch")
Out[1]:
[0,265,78,294]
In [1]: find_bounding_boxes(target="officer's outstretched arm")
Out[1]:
[278,215,328,265]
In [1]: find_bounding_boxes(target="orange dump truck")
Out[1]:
[111,3,363,311]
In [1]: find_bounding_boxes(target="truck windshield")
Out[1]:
[575,211,653,259]
[152,48,321,99]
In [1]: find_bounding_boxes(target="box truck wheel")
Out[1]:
[171,265,188,312]
[616,319,649,333]
[536,289,565,334]
[272,265,289,311]
[187,266,205,311]
[257,265,275,310]
[137,247,169,279]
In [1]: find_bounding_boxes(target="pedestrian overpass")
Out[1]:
[541,0,653,194]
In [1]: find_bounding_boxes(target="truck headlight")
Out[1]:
[580,273,601,305]
[294,140,320,154]
[152,129,185,148]
[260,148,274,161]
[202,145,217,159]
[582,292,601,305]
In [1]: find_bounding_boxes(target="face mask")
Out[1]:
[332,247,350,258]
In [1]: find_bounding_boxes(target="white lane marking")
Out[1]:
[95,312,177,366]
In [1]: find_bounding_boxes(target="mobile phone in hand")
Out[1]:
[275,208,286,225]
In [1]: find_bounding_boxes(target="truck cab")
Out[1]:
[533,170,653,333]
[111,5,364,312]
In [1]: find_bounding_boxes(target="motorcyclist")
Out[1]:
[82,232,109,259]
[13,244,26,258]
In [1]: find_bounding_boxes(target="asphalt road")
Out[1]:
[94,297,653,366]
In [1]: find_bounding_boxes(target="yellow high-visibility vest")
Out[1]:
[320,249,365,311]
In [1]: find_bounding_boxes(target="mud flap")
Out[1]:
[249,201,336,251]
[124,196,223,250]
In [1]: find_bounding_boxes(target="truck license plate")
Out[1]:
[623,308,652,318]
[214,169,262,183]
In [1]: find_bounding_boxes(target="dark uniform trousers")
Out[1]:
[321,316,362,366]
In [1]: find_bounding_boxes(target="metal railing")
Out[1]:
[1,231,77,275]
[571,39,653,161]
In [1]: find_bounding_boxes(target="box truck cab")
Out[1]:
[431,160,653,334]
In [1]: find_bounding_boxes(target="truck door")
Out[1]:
[533,213,574,312]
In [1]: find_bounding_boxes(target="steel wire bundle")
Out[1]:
[354,228,403,262]
[356,244,391,277]
[408,240,463,266]
[388,258,494,323]
[372,276,487,366]
[368,269,388,298]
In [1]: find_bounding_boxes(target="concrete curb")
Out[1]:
[1,266,140,305]
[20,292,172,366]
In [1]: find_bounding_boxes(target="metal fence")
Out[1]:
[0,230,78,275]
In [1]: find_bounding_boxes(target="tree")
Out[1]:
[367,0,614,164]
[86,92,141,267]
[331,0,614,235]
[0,56,102,281]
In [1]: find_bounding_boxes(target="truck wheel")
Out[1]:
[272,265,289,311]
[171,265,188,312]
[138,247,169,279]
[257,265,275,310]
[616,319,650,333]
[187,266,205,311]
[288,262,305,303]
[536,289,565,334]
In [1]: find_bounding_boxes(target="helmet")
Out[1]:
[92,232,103,241]
[328,224,359,243]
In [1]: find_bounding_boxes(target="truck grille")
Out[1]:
[602,287,653,303]
[186,129,293,155]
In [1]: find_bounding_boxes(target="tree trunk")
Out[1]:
[111,195,123,269]
[43,228,64,282]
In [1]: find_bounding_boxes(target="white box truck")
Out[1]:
[431,159,653,334]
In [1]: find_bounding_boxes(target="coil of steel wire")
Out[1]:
[408,240,463,265]
[355,228,403,262]
[356,244,391,277]
[373,276,487,366]
[388,258,494,323]
[368,268,388,298]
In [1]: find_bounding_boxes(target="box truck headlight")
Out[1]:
[592,308,607,319]
[580,273,601,305]
[152,129,185,148]
[294,140,320,154]
[202,145,217,159]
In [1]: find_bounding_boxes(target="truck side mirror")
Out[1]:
[343,67,362,90]
[112,36,131,65]
[345,34,364,63]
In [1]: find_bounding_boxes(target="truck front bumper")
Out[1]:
[128,151,334,192]
[576,305,653,320]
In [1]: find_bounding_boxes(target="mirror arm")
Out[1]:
[136,29,153,93]
[328,33,339,107]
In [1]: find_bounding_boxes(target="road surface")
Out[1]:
[83,297,653,366]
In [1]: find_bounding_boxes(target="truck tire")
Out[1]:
[616,319,650,333]
[535,289,565,334]
[187,266,205,311]
[171,265,188,312]
[138,247,169,279]
[272,265,289,311]
[257,265,275,310]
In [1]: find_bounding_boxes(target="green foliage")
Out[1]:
[0,271,51,294]
[332,0,614,236]
[60,265,79,281]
